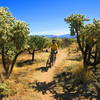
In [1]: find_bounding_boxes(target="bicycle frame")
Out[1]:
[46,51,57,68]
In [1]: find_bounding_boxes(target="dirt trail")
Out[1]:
[34,49,67,100]
[3,49,68,100]
[3,44,98,100]
[35,49,67,83]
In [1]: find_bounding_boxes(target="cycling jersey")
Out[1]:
[50,43,58,50]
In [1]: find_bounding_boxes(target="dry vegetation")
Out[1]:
[0,43,100,100]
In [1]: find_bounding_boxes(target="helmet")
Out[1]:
[52,39,56,42]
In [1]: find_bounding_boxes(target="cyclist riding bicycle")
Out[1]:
[50,39,58,55]
[46,39,58,68]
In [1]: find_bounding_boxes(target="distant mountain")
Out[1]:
[42,34,76,38]
[42,35,57,38]
[57,34,76,38]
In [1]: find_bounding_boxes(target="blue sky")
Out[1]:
[0,0,100,35]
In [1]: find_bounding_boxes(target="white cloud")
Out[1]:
[31,29,70,36]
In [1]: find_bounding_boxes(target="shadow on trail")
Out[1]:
[66,55,82,61]
[16,60,34,67]
[35,66,51,72]
[30,71,99,100]
[30,81,56,95]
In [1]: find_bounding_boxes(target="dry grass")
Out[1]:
[73,62,95,84]
[0,43,99,100]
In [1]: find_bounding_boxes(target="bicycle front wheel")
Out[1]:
[46,56,51,67]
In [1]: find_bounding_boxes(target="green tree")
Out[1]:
[64,14,100,69]
[80,19,100,68]
[0,7,29,77]
[28,35,48,62]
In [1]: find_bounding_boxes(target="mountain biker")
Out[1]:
[50,39,58,55]
[46,40,58,67]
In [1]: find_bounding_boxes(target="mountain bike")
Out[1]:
[46,50,57,68]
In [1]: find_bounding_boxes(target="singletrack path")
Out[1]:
[3,48,76,100]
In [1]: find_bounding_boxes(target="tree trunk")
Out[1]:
[82,35,85,51]
[83,50,88,69]
[8,50,24,76]
[75,27,87,69]
[32,50,35,62]
[1,47,8,75]
[75,27,84,55]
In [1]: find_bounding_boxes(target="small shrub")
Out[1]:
[73,64,96,84]
[0,83,9,96]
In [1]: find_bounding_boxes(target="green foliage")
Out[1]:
[0,82,9,96]
[65,13,100,68]
[64,14,89,36]
[0,7,30,76]
[61,38,75,48]
[0,7,15,47]
[13,21,29,50]
[28,35,48,51]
